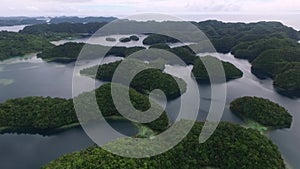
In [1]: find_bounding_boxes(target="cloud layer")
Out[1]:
[0,0,299,16]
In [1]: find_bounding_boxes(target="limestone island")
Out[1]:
[119,35,139,43]
[192,56,243,83]
[0,83,169,135]
[80,59,187,100]
[105,37,117,42]
[42,122,286,169]
[37,42,146,63]
[230,96,293,129]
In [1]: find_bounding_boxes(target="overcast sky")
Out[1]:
[0,0,299,17]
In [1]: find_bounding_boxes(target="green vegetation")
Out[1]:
[243,120,268,134]
[106,37,116,42]
[37,40,196,65]
[0,31,54,60]
[252,48,300,77]
[79,83,169,131]
[106,46,145,57]
[119,37,131,43]
[192,56,243,83]
[131,69,186,99]
[170,46,197,65]
[274,69,300,95]
[119,36,139,43]
[0,97,77,133]
[195,20,300,53]
[0,83,169,134]
[143,34,179,45]
[20,22,107,40]
[81,59,187,100]
[37,42,85,63]
[194,21,300,95]
[231,37,298,61]
[230,96,292,128]
[37,42,146,63]
[13,20,300,95]
[129,35,139,41]
[42,122,286,169]
[145,45,197,65]
[251,47,300,95]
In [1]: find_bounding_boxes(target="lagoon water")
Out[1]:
[0,21,300,168]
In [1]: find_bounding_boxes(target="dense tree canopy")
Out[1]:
[193,20,300,95]
[106,46,145,57]
[0,97,76,131]
[196,20,300,46]
[129,35,139,41]
[142,45,197,65]
[143,34,179,45]
[251,47,300,95]
[120,35,139,42]
[274,69,300,95]
[79,83,169,131]
[119,37,131,43]
[42,122,286,169]
[105,37,116,42]
[20,22,107,40]
[37,42,85,63]
[230,96,293,128]
[192,56,243,83]
[253,50,300,71]
[149,43,171,50]
[8,20,300,95]
[0,83,169,134]
[231,37,299,61]
[0,31,54,60]
[37,42,146,63]
[20,22,107,35]
[81,59,187,100]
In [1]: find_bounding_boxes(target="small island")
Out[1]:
[37,42,146,63]
[145,45,197,65]
[0,96,77,134]
[274,69,300,96]
[230,96,293,129]
[119,35,139,43]
[37,42,85,63]
[192,56,243,83]
[81,59,187,100]
[0,83,169,134]
[129,35,139,41]
[105,37,116,42]
[20,22,107,40]
[42,122,286,169]
[119,37,131,43]
[143,34,179,45]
